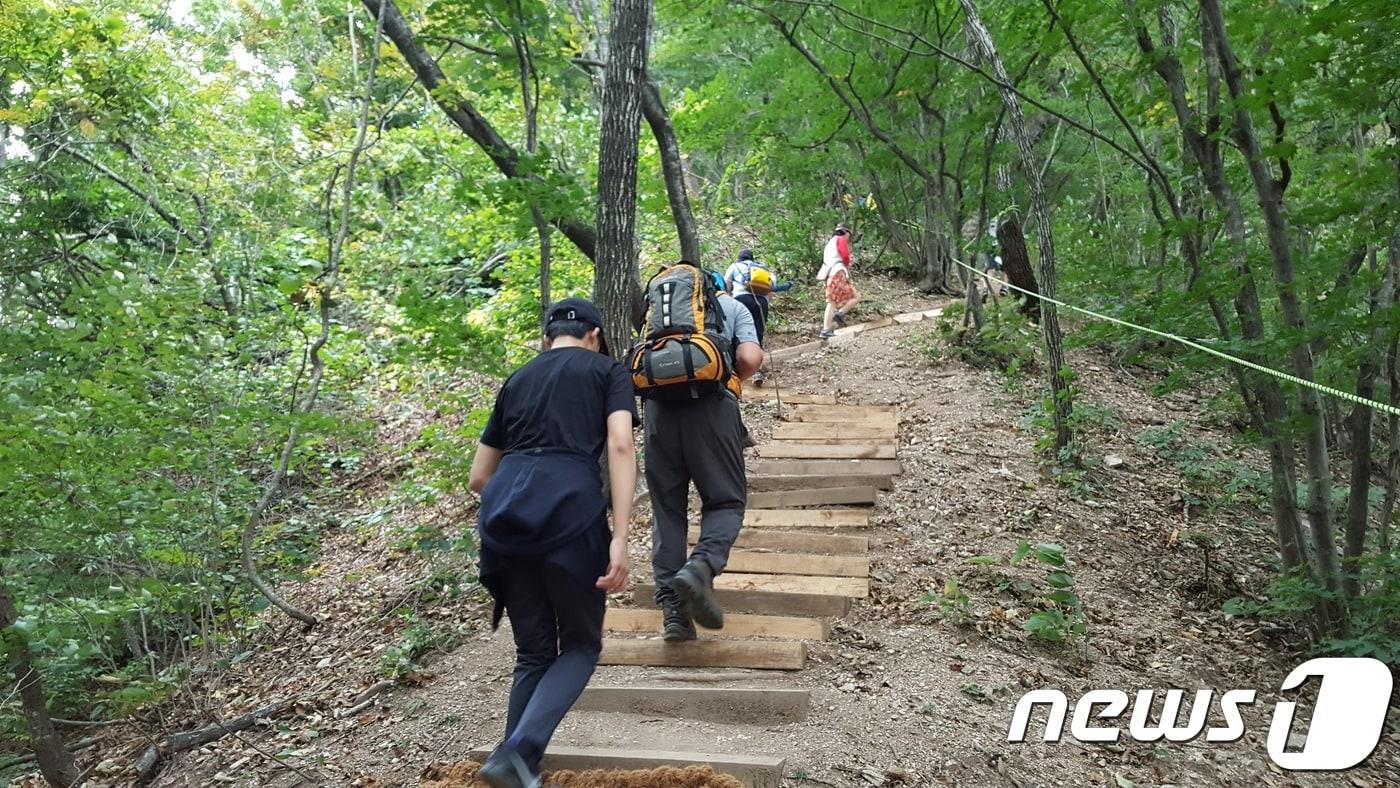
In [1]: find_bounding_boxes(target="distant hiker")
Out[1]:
[627,263,762,642]
[468,297,636,788]
[983,253,1007,300]
[725,248,791,386]
[817,224,861,339]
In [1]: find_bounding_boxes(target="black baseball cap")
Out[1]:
[545,297,609,355]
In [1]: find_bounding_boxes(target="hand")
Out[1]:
[596,536,629,593]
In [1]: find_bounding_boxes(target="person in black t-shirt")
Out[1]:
[467,297,637,788]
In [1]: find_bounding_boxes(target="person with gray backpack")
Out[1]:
[627,264,763,640]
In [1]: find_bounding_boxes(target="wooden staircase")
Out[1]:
[470,387,902,787]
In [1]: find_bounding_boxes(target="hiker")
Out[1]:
[983,253,1007,300]
[817,224,861,339]
[724,248,791,386]
[628,263,763,642]
[467,297,636,788]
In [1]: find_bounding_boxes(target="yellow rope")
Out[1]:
[955,258,1400,418]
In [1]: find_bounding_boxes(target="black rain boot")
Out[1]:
[662,602,696,642]
[672,559,724,630]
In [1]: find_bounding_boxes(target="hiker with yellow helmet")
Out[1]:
[724,248,791,386]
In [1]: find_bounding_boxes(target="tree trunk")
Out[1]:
[1131,0,1312,588]
[995,215,1040,319]
[1,580,80,787]
[1200,0,1343,612]
[961,0,1072,452]
[1343,246,1395,597]
[1381,333,1400,554]
[593,0,651,358]
[505,6,553,333]
[642,80,701,264]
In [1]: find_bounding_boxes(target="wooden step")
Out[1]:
[832,315,898,336]
[634,583,850,617]
[748,472,894,491]
[745,508,869,528]
[604,607,829,640]
[749,485,878,509]
[767,340,823,362]
[772,423,897,442]
[575,686,811,724]
[599,638,806,671]
[791,402,898,414]
[782,405,898,425]
[772,436,897,446]
[755,443,896,460]
[741,390,836,404]
[894,307,943,324]
[468,745,785,788]
[690,527,869,554]
[725,549,869,578]
[749,459,903,477]
[716,572,869,599]
[782,412,899,428]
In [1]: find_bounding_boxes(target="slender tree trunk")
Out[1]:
[505,2,553,332]
[1131,1,1311,585]
[1,580,80,787]
[1343,247,1395,597]
[961,0,1072,451]
[642,80,700,264]
[593,0,651,358]
[1381,334,1400,554]
[1200,0,1343,613]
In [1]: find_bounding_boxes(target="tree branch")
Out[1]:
[362,0,597,260]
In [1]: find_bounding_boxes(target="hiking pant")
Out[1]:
[735,293,770,345]
[491,539,606,772]
[645,393,747,608]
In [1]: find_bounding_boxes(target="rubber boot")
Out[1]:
[672,559,724,630]
[662,602,696,642]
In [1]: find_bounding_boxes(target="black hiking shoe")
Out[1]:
[478,749,541,788]
[672,559,724,630]
[662,603,697,642]
[834,311,848,328]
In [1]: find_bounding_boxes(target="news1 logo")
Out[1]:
[1007,658,1393,771]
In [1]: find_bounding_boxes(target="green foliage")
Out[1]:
[376,616,467,681]
[933,301,1042,377]
[1136,424,1270,513]
[1225,555,1400,664]
[919,577,971,625]
[1011,542,1089,644]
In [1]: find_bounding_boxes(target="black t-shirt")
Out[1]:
[481,346,638,459]
[476,347,637,559]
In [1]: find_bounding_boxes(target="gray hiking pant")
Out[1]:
[644,393,747,608]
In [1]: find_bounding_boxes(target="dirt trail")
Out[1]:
[103,283,1396,788]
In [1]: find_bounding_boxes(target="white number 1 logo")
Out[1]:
[1267,657,1392,770]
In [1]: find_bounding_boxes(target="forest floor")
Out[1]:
[35,275,1399,787]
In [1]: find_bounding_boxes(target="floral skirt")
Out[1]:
[825,270,857,305]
